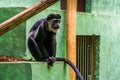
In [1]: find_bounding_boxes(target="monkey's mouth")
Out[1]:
[53,26,60,29]
[51,28,60,33]
[54,27,59,29]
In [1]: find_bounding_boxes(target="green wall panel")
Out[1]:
[31,62,69,80]
[0,0,60,10]
[0,62,32,80]
[85,0,91,12]
[0,8,26,57]
[91,0,120,15]
[76,12,120,80]
[0,62,69,80]
[95,36,100,80]
[0,0,39,7]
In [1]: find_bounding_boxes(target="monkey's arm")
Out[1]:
[49,35,56,57]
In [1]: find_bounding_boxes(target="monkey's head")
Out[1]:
[46,14,61,33]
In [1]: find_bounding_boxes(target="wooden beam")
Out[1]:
[0,0,59,35]
[66,0,77,80]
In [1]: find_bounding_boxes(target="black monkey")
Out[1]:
[27,14,84,80]
[27,14,60,63]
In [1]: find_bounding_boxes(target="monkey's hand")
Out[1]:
[48,57,56,66]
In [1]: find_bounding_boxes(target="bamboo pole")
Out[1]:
[0,0,59,35]
[66,0,77,80]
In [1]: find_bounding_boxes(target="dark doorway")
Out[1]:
[76,35,100,80]
[61,0,85,12]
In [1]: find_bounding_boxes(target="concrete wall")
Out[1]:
[89,0,120,80]
[0,62,69,80]
[77,12,120,80]
[0,7,26,57]
[91,0,120,15]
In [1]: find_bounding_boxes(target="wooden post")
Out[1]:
[66,0,77,80]
[0,0,59,35]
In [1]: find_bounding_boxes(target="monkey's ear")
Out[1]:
[55,14,61,19]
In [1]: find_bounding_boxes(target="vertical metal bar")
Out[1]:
[86,36,89,80]
[83,36,85,79]
[76,36,78,80]
[80,36,83,78]
[84,36,87,80]
[79,36,81,75]
[91,35,95,80]
[90,36,92,80]
[88,36,92,80]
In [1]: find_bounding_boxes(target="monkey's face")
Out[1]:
[52,19,60,29]
[48,19,61,33]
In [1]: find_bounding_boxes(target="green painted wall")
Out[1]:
[86,0,120,79]
[0,62,32,80]
[91,0,120,15]
[31,62,69,80]
[77,12,120,80]
[0,0,60,10]
[85,0,91,12]
[0,8,26,57]
[0,62,69,80]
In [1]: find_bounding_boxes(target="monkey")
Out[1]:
[27,14,60,64]
[27,14,84,80]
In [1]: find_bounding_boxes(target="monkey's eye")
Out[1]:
[58,20,60,23]
[53,20,60,23]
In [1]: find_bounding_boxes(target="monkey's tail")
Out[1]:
[55,58,84,80]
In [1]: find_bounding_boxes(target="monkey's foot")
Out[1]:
[47,57,56,66]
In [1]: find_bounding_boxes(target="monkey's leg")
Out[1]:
[28,37,43,61]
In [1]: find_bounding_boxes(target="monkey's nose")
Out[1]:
[54,25,60,29]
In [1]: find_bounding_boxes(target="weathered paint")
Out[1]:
[0,62,32,80]
[0,0,60,9]
[0,62,69,80]
[91,0,120,15]
[77,12,120,80]
[0,8,26,57]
